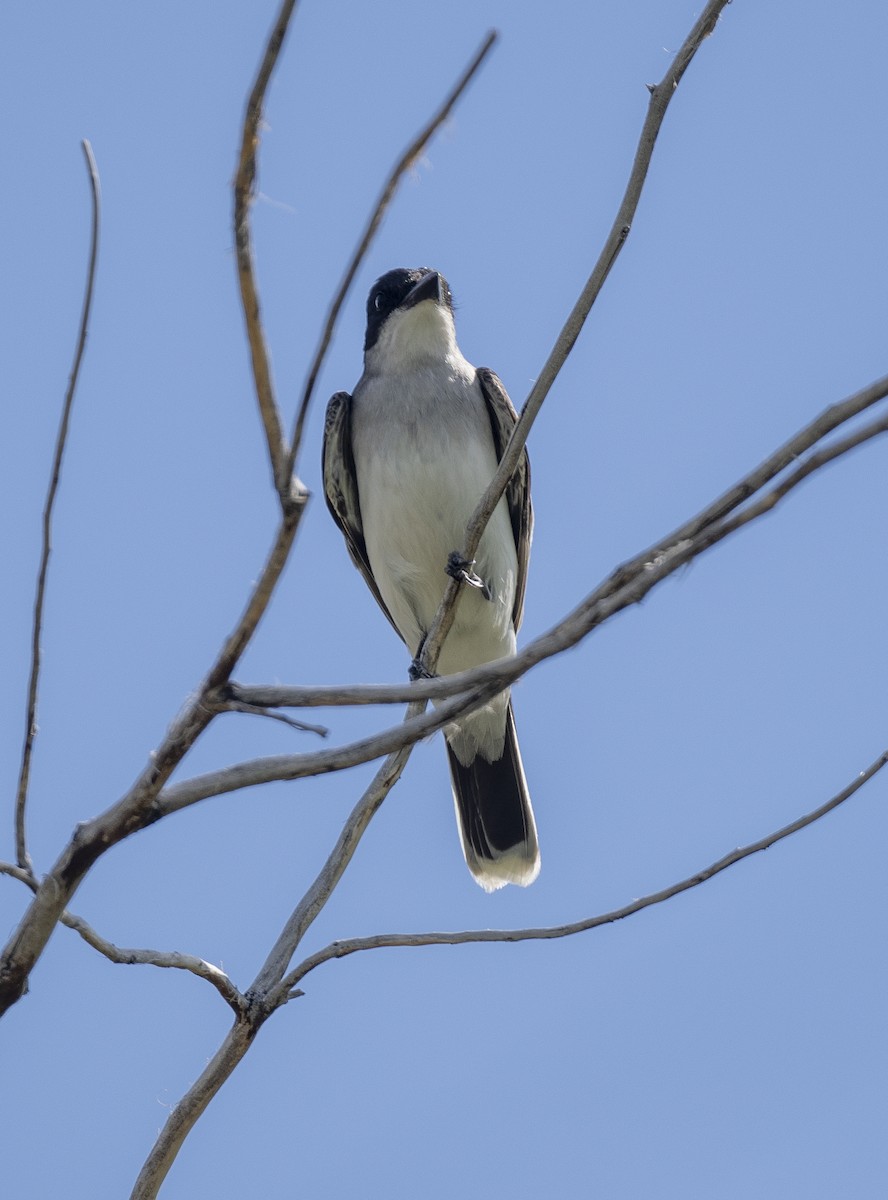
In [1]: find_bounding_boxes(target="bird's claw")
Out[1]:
[446,551,492,600]
[409,657,436,682]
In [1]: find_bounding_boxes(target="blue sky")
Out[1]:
[2,2,887,1196]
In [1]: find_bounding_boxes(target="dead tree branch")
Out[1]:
[234,0,300,504]
[15,139,101,874]
[280,748,888,994]
[415,0,734,677]
[0,863,244,1012]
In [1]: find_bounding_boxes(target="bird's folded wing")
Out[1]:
[322,391,403,640]
[477,368,534,632]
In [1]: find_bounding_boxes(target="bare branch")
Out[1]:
[0,861,36,887]
[1,863,244,1011]
[234,0,300,504]
[285,30,498,477]
[281,748,888,993]
[59,911,245,1014]
[254,730,419,997]
[702,408,888,542]
[133,731,419,1199]
[15,139,101,873]
[131,1019,258,1200]
[223,676,492,709]
[628,372,888,570]
[416,0,734,675]
[217,697,329,737]
[205,509,301,691]
[157,683,496,815]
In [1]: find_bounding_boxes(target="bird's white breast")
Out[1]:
[350,357,517,673]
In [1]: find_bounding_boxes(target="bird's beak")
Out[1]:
[401,270,443,311]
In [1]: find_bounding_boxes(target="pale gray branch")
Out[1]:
[234,0,300,504]
[0,861,36,887]
[279,747,888,995]
[62,912,245,1013]
[415,0,734,677]
[253,730,419,997]
[219,698,329,737]
[133,736,421,1200]
[1,863,244,1012]
[15,139,101,874]
[286,29,498,477]
[158,684,495,815]
[131,1020,257,1200]
[623,373,888,577]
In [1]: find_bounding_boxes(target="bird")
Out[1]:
[322,267,539,891]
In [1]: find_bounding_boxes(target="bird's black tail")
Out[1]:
[446,703,540,892]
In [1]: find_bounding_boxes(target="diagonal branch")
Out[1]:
[285,30,498,478]
[234,0,300,505]
[132,716,426,1200]
[608,373,888,593]
[15,139,101,874]
[158,683,496,815]
[417,0,734,675]
[251,726,419,996]
[280,747,888,994]
[217,697,329,737]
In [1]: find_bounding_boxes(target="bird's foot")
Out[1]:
[409,636,436,682]
[446,551,492,600]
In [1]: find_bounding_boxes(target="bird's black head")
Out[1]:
[364,267,454,352]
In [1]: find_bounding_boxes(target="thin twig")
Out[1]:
[234,0,300,504]
[15,140,101,873]
[217,698,329,737]
[416,0,734,675]
[0,862,36,887]
[285,30,498,478]
[279,748,888,995]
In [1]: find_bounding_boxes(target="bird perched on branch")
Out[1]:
[323,267,538,891]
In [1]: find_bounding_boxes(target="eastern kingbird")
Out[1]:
[323,267,539,891]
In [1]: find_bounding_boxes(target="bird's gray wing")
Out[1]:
[322,391,404,641]
[476,368,533,631]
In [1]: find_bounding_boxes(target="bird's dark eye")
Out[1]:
[374,293,385,311]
